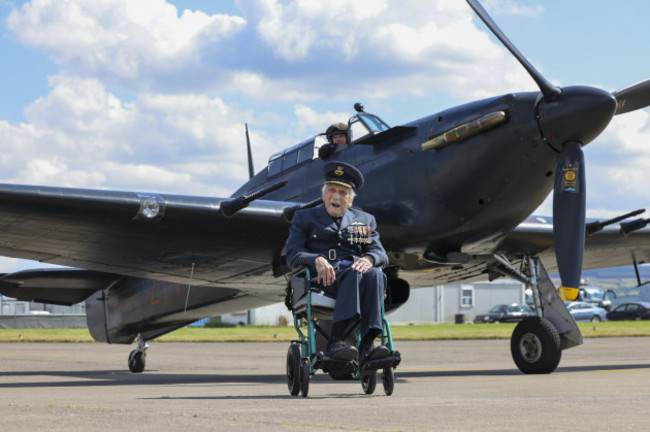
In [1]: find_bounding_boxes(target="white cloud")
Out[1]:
[7,0,532,102]
[587,110,650,210]
[482,0,545,17]
[293,104,349,135]
[7,0,245,81]
[0,73,266,195]
[2,0,647,220]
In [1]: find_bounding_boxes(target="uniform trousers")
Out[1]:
[313,266,386,338]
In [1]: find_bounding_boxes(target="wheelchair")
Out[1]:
[285,266,401,397]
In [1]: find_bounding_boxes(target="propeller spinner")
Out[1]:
[467,0,650,298]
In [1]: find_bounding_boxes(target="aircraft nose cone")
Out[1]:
[537,86,617,150]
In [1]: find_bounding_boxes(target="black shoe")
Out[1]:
[359,339,373,359]
[325,340,358,361]
[359,343,390,371]
[365,345,390,360]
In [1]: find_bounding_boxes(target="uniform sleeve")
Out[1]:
[363,214,389,267]
[285,210,323,270]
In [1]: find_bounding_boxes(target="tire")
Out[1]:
[382,367,394,396]
[591,315,601,322]
[128,350,146,373]
[286,344,301,396]
[300,358,310,397]
[510,316,561,374]
[361,370,377,394]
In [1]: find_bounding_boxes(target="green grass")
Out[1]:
[2,321,650,343]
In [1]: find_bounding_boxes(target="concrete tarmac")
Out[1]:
[1,337,649,431]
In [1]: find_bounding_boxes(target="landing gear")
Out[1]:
[128,333,149,373]
[492,255,582,374]
[511,316,561,374]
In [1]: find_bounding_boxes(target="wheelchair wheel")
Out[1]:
[300,358,310,397]
[286,344,301,396]
[382,367,394,396]
[361,370,377,394]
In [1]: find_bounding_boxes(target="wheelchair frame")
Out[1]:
[286,266,400,397]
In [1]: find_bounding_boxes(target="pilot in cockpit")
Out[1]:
[318,122,348,159]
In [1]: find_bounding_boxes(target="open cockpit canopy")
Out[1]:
[266,104,391,178]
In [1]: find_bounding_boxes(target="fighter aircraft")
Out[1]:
[1,0,650,375]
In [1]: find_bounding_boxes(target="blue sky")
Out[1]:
[1,0,649,273]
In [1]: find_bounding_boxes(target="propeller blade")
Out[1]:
[466,0,561,101]
[553,141,586,301]
[613,79,650,115]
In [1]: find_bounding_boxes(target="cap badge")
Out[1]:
[334,166,344,176]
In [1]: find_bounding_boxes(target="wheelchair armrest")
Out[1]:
[289,266,312,309]
[291,266,311,279]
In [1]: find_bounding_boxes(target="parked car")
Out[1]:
[473,304,535,323]
[577,285,616,310]
[606,302,650,321]
[565,301,607,322]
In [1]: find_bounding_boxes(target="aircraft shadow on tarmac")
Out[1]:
[0,363,648,390]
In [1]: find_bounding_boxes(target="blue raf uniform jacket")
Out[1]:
[285,204,389,273]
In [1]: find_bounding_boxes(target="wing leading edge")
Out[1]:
[398,214,650,289]
[0,183,307,287]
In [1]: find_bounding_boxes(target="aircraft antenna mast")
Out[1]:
[245,123,255,180]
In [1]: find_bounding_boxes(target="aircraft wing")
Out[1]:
[2,182,649,299]
[501,216,650,273]
[0,268,121,305]
[399,215,650,288]
[0,183,298,289]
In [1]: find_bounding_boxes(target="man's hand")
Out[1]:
[351,255,374,274]
[315,256,336,286]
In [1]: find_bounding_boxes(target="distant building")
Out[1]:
[0,295,86,329]
[220,280,525,326]
[388,280,525,325]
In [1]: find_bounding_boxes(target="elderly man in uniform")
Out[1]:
[285,161,390,362]
[318,122,348,159]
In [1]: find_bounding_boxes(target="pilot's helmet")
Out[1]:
[326,122,348,143]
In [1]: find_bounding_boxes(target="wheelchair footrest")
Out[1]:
[313,351,358,373]
[360,350,401,372]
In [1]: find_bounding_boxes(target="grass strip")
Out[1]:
[1,321,650,343]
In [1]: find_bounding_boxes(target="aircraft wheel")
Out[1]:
[382,367,394,396]
[128,350,146,373]
[299,358,310,397]
[286,344,301,396]
[511,316,561,374]
[361,370,377,394]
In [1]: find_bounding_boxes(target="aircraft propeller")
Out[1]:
[613,79,650,115]
[467,0,650,299]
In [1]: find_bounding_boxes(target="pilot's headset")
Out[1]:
[326,122,348,143]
